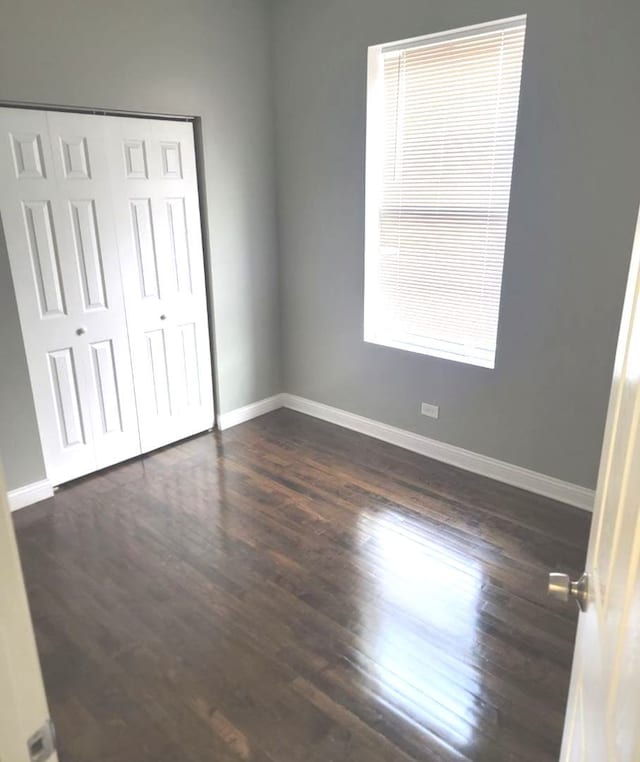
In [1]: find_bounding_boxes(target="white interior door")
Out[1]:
[0,466,58,762]
[559,206,640,761]
[108,116,215,452]
[0,108,141,485]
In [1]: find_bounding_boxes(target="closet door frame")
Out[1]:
[0,102,218,485]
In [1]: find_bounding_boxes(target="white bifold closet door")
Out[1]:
[0,108,140,484]
[0,108,214,485]
[106,116,214,453]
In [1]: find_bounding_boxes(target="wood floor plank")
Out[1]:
[13,409,590,761]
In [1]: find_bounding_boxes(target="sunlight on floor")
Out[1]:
[358,509,484,746]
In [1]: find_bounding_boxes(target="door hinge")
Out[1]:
[27,719,56,762]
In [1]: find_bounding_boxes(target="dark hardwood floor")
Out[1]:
[13,409,591,762]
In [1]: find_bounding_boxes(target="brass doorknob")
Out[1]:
[548,572,589,612]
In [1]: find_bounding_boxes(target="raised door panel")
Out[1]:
[129,197,161,299]
[123,139,148,179]
[160,141,182,179]
[69,199,108,311]
[165,197,192,294]
[177,322,201,409]
[48,348,87,449]
[9,131,46,179]
[145,329,172,418]
[90,340,125,435]
[22,200,67,317]
[60,135,91,179]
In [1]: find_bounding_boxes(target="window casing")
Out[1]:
[364,17,527,368]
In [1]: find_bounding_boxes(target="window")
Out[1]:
[364,16,526,368]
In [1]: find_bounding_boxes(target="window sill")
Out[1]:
[364,334,495,369]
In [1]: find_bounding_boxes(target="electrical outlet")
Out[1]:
[421,402,439,419]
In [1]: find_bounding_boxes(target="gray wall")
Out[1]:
[2,0,639,494]
[0,0,280,489]
[272,0,640,489]
[0,225,45,488]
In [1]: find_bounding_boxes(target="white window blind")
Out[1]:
[364,17,526,368]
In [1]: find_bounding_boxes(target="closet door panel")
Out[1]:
[108,117,214,453]
[0,108,142,485]
[46,111,141,471]
[0,109,97,483]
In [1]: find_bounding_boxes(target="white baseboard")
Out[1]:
[210,390,595,510]
[6,396,595,511]
[8,479,54,512]
[281,394,595,511]
[217,394,285,431]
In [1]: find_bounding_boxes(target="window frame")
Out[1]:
[363,16,527,369]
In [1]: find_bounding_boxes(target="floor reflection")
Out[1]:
[14,411,585,761]
[358,508,484,746]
